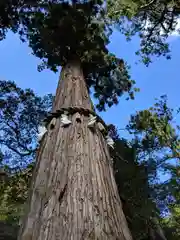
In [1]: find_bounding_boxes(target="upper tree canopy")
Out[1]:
[2,1,180,110]
[1,0,137,111]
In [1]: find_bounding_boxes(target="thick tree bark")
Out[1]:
[18,59,132,240]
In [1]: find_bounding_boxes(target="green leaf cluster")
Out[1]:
[0,80,53,168]
[107,0,180,65]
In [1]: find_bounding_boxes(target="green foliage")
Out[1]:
[0,81,50,227]
[0,0,40,40]
[157,165,180,239]
[107,0,140,20]
[161,196,180,239]
[0,80,52,228]
[0,80,53,168]
[127,95,180,164]
[127,94,180,176]
[107,0,180,65]
[126,95,180,238]
[0,163,33,225]
[0,0,21,40]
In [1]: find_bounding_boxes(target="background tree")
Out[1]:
[0,80,52,240]
[108,124,167,240]
[126,95,180,239]
[0,80,52,227]
[0,0,40,40]
[0,80,53,168]
[107,0,180,65]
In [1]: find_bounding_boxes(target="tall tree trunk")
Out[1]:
[18,59,133,240]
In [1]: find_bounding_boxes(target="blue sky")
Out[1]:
[0,30,180,141]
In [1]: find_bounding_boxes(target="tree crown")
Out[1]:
[2,0,136,111]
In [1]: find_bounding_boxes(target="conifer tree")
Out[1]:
[16,1,135,239]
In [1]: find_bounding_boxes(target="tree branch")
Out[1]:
[0,140,34,157]
[5,120,33,154]
[140,0,157,10]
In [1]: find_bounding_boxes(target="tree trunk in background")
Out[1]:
[149,219,167,240]
[18,59,133,240]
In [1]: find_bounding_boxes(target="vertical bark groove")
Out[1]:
[18,59,132,240]
[58,184,67,204]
